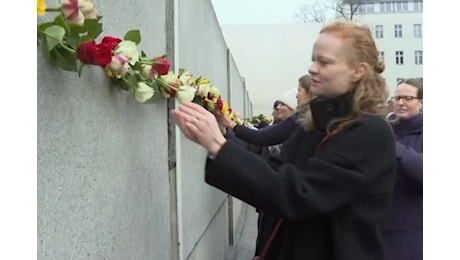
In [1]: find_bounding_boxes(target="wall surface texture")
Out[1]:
[37,0,251,260]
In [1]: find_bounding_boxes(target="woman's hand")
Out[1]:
[171,102,227,155]
[215,112,237,129]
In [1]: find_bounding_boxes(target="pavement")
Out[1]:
[233,205,259,260]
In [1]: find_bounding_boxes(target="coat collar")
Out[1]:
[392,113,423,135]
[310,92,354,132]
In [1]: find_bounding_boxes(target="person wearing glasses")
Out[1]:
[383,78,423,260]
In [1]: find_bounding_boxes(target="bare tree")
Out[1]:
[294,1,327,23]
[333,0,364,21]
[295,0,365,23]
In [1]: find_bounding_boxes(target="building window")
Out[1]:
[413,24,422,38]
[395,1,409,12]
[394,24,403,38]
[375,25,384,38]
[414,1,423,11]
[415,50,423,65]
[396,51,404,65]
[382,2,393,12]
[379,51,385,60]
[366,3,375,12]
[359,3,375,13]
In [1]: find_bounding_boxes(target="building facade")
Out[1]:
[338,0,423,89]
[220,0,422,115]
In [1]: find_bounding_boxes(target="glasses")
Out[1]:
[392,95,420,102]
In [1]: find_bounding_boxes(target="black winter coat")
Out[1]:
[205,94,397,260]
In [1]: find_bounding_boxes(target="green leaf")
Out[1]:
[44,25,66,51]
[192,96,205,106]
[54,14,71,35]
[124,73,140,90]
[124,30,141,44]
[132,62,144,71]
[49,46,78,72]
[72,18,103,43]
[38,21,56,34]
[82,20,103,42]
[39,39,52,60]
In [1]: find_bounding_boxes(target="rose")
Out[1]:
[77,40,112,66]
[106,54,130,78]
[61,0,98,26]
[133,82,155,103]
[157,72,180,97]
[196,83,210,98]
[207,86,220,100]
[113,41,139,65]
[100,36,122,52]
[141,64,152,78]
[176,85,197,104]
[178,70,195,86]
[37,0,46,16]
[216,97,224,111]
[151,57,171,76]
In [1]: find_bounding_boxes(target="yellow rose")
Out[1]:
[37,0,46,15]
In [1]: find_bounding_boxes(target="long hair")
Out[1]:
[297,21,389,132]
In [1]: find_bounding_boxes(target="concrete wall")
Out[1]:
[38,0,253,260]
[37,1,172,259]
[176,1,249,260]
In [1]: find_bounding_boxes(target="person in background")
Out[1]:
[383,78,423,260]
[217,74,312,147]
[271,100,281,125]
[218,74,312,256]
[172,21,397,259]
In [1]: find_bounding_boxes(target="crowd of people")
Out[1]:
[171,21,423,260]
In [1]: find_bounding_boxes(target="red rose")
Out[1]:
[77,40,112,67]
[151,57,171,76]
[217,97,223,110]
[101,36,122,52]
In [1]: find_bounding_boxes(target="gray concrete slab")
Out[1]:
[234,206,259,260]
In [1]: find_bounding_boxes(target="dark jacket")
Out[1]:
[233,115,299,146]
[224,128,270,158]
[232,115,301,256]
[205,94,397,260]
[383,113,423,260]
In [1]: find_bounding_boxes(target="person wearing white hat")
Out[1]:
[275,88,298,121]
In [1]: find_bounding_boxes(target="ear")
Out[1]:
[351,62,368,82]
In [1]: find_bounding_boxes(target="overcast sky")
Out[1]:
[211,0,333,25]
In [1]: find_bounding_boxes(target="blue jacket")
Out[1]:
[232,115,299,146]
[383,113,423,260]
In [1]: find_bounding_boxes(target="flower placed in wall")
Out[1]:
[113,40,140,65]
[37,0,244,124]
[37,0,47,15]
[151,57,171,76]
[61,0,99,26]
[133,82,155,103]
